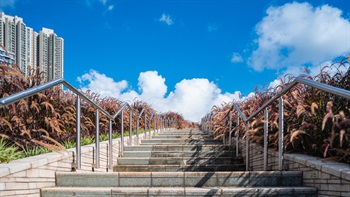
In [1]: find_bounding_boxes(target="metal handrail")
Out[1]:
[109,102,133,160]
[0,78,165,170]
[246,77,350,122]
[0,78,111,119]
[205,76,350,172]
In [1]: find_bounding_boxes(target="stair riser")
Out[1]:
[142,140,221,143]
[141,142,223,145]
[56,172,303,187]
[114,165,246,172]
[42,187,317,197]
[153,135,210,139]
[122,151,236,158]
[124,146,234,152]
[117,158,238,165]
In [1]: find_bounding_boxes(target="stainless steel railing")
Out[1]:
[0,78,170,170]
[203,77,350,171]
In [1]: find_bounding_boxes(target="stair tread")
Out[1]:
[41,129,317,196]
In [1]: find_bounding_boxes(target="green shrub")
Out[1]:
[0,138,24,163]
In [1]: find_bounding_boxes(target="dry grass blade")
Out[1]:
[30,139,63,152]
[322,112,333,131]
[311,102,318,115]
[290,129,306,143]
[0,117,13,130]
[340,129,345,148]
[41,101,55,113]
[42,135,67,151]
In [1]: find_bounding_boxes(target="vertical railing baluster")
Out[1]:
[136,117,139,145]
[229,111,232,145]
[76,95,81,169]
[154,116,157,134]
[109,119,113,169]
[95,110,100,168]
[246,122,250,171]
[210,115,213,137]
[236,114,239,157]
[264,108,268,171]
[106,144,109,172]
[223,119,226,145]
[121,110,124,156]
[279,97,284,171]
[129,109,132,146]
[145,114,147,138]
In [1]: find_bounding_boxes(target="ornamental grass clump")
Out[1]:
[210,56,350,164]
[0,63,193,163]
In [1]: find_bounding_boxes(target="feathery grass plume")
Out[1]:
[208,55,350,164]
[311,102,318,115]
[0,63,193,162]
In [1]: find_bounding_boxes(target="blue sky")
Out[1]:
[1,0,350,122]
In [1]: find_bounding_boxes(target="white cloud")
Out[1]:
[85,0,113,12]
[231,53,244,63]
[0,0,16,10]
[248,2,350,71]
[159,14,174,26]
[100,0,107,5]
[267,60,350,90]
[108,5,114,11]
[77,70,129,99]
[208,24,219,32]
[77,70,241,122]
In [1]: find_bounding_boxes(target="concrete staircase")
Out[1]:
[41,128,317,196]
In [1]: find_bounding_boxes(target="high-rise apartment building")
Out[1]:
[0,12,64,82]
[38,28,64,82]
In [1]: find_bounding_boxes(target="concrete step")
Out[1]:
[55,171,304,187]
[114,164,245,172]
[122,150,237,158]
[117,157,241,165]
[157,132,211,135]
[124,145,234,152]
[141,139,222,145]
[153,135,211,139]
[41,186,317,197]
[159,132,210,135]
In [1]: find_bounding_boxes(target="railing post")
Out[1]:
[95,110,100,168]
[279,97,284,171]
[154,116,157,134]
[210,115,213,137]
[129,109,132,146]
[149,119,152,137]
[109,119,113,169]
[121,110,124,156]
[144,114,147,138]
[229,111,232,145]
[246,122,250,171]
[136,118,139,145]
[236,114,239,157]
[75,95,81,169]
[264,108,268,171]
[223,119,226,145]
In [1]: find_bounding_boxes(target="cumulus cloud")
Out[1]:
[231,53,244,63]
[248,2,350,71]
[159,14,174,25]
[77,70,129,99]
[77,70,241,122]
[267,60,350,90]
[0,0,17,10]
